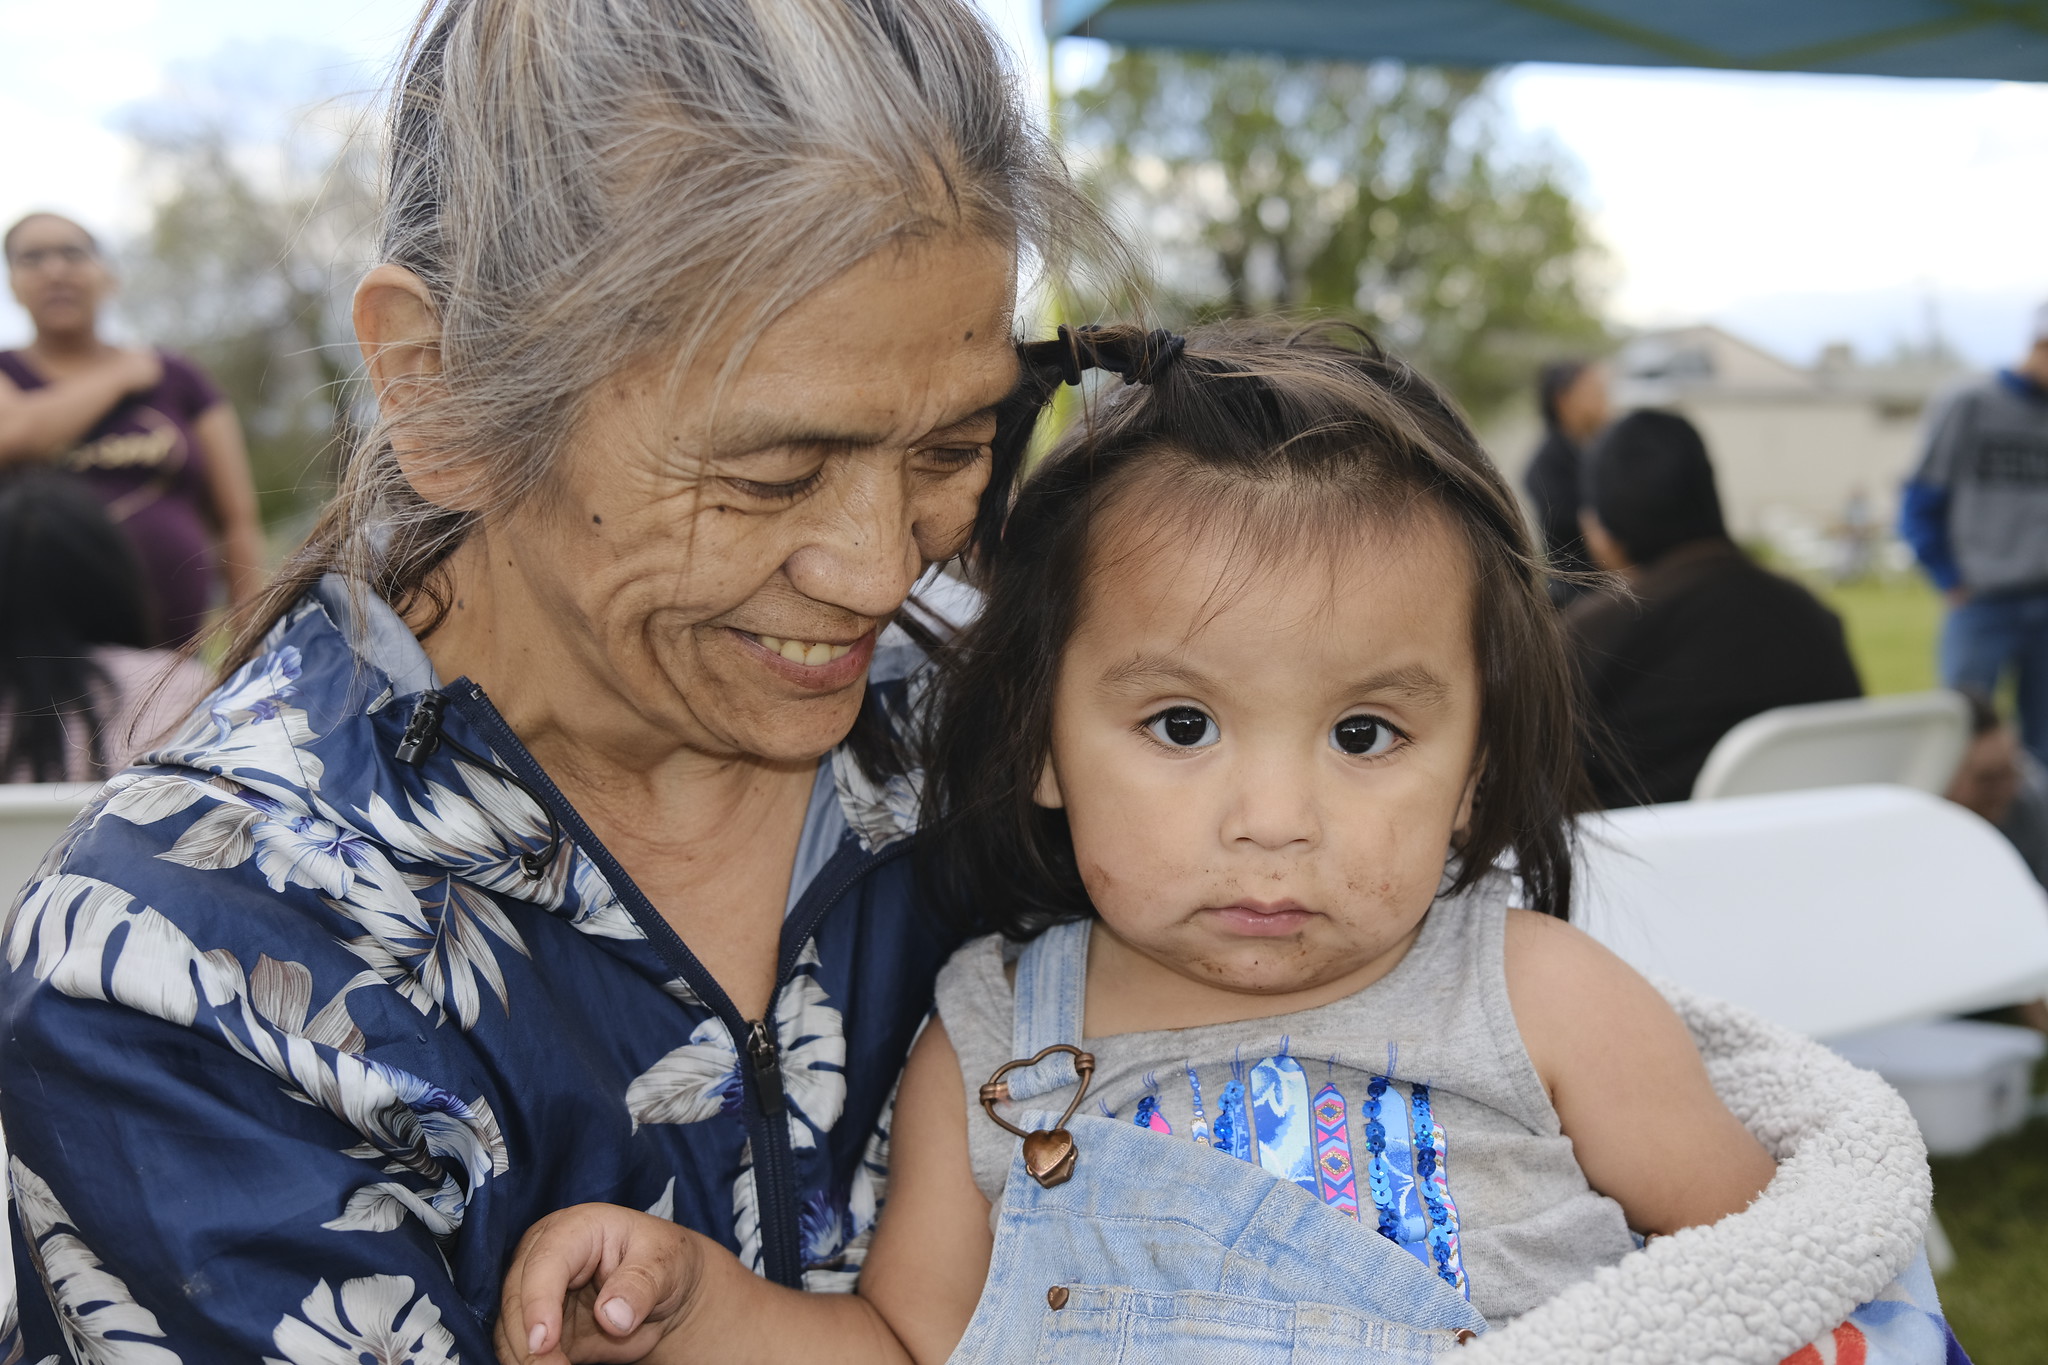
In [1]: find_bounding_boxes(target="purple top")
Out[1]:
[0,349,225,647]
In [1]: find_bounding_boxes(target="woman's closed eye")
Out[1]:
[919,442,990,471]
[727,468,827,503]
[1143,706,1219,749]
[1331,713,1403,758]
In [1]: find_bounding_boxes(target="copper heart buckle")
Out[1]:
[978,1044,1097,1189]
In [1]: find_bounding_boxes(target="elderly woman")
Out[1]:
[0,0,1114,1359]
[1,212,266,646]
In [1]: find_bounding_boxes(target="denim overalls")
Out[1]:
[947,921,1487,1363]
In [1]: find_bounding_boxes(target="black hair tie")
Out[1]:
[1056,324,1088,387]
[1135,329,1186,385]
[1048,324,1186,388]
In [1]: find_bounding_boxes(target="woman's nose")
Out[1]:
[782,462,924,621]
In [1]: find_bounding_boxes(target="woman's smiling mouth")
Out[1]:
[753,633,856,666]
[733,628,877,690]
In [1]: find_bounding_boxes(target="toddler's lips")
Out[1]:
[1205,900,1315,937]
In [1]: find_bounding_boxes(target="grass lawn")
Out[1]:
[1929,1098,2048,1364]
[1810,573,1945,697]
[1791,574,2046,1360]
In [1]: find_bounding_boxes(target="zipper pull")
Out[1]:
[746,1019,785,1117]
[395,691,447,765]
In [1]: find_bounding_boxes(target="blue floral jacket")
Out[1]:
[0,578,951,1363]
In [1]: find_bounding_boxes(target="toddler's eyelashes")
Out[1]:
[1145,707,1220,749]
[1331,715,1400,757]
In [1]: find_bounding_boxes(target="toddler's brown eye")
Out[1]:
[1332,714,1398,757]
[1145,706,1219,749]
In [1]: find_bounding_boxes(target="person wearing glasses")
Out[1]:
[0,211,264,646]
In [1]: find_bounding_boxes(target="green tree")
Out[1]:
[1061,49,1606,420]
[115,44,377,533]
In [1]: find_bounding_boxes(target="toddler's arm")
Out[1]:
[1504,909,1777,1235]
[494,1205,907,1365]
[856,1015,1000,1363]
[494,1017,995,1365]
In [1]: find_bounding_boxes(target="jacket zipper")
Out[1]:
[444,680,905,1287]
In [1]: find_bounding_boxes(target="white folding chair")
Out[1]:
[0,782,99,908]
[1576,783,2048,1264]
[1576,784,2048,1040]
[1690,690,1971,801]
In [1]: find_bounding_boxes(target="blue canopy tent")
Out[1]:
[1045,0,2048,80]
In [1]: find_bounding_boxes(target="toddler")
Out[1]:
[496,322,1776,1364]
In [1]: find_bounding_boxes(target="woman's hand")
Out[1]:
[0,347,163,463]
[113,347,163,395]
[496,1204,702,1364]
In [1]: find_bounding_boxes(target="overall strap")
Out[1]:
[1004,918,1091,1101]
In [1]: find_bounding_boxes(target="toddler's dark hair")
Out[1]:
[920,319,1592,938]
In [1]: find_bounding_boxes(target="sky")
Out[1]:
[4,0,2046,369]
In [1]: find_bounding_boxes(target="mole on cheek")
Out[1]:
[591,513,603,525]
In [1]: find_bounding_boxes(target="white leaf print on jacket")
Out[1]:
[624,943,846,1150]
[155,646,325,792]
[802,1080,897,1293]
[324,855,530,1031]
[91,770,210,834]
[264,1275,456,1365]
[830,747,920,852]
[3,874,239,1027]
[9,1157,180,1365]
[620,943,848,1278]
[4,874,508,1242]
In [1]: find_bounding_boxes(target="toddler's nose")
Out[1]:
[1221,763,1321,853]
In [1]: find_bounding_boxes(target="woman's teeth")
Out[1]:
[756,635,854,667]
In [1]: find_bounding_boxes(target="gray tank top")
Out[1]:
[933,875,1637,1326]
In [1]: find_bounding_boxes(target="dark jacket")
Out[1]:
[0,577,954,1361]
[1566,539,1862,806]
[1523,429,1593,603]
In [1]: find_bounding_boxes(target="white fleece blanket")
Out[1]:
[1472,983,1942,1365]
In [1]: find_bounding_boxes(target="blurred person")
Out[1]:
[1834,485,1877,584]
[1522,358,1610,605]
[0,211,265,647]
[1947,690,2048,889]
[0,467,209,782]
[1899,301,2048,768]
[1568,410,1862,806]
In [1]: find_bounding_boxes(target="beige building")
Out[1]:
[1487,324,1972,565]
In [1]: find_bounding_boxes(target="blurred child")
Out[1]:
[0,466,208,782]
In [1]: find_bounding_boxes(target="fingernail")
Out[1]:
[528,1323,546,1353]
[602,1298,635,1333]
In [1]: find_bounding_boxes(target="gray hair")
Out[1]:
[226,0,1127,669]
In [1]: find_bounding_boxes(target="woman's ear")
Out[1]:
[1032,754,1065,809]
[353,264,481,512]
